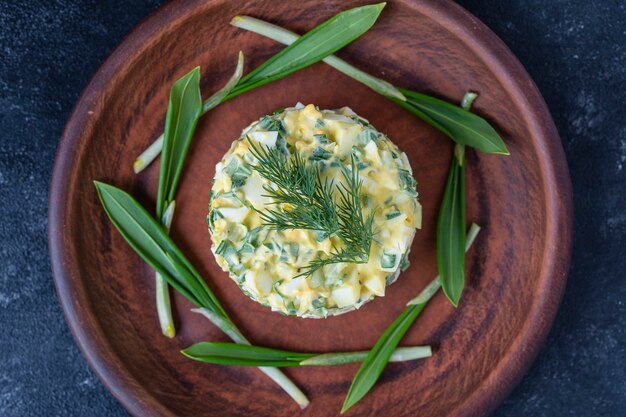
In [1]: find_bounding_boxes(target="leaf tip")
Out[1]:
[93,180,108,194]
[444,292,460,308]
[340,398,355,414]
[361,2,385,16]
[231,15,242,24]
[395,90,407,101]
[489,145,510,156]
[180,344,202,360]
[488,138,509,156]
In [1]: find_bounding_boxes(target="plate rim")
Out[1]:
[48,1,574,416]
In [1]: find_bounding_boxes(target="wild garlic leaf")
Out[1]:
[398,89,508,155]
[228,3,386,97]
[154,67,202,337]
[182,342,314,367]
[230,14,405,100]
[156,67,203,218]
[436,91,478,307]
[436,157,466,306]
[341,304,425,413]
[342,224,481,412]
[95,183,309,407]
[94,181,226,316]
[182,342,431,368]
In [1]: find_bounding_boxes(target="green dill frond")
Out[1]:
[246,138,374,276]
[335,155,374,258]
[246,137,339,234]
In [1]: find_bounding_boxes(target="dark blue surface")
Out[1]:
[1,1,624,416]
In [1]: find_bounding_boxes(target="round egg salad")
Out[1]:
[208,103,421,318]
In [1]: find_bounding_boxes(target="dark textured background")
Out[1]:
[0,0,624,415]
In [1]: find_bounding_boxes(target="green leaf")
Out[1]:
[156,67,203,218]
[182,342,314,367]
[436,92,477,307]
[407,223,481,306]
[227,3,386,97]
[396,89,508,155]
[153,67,203,338]
[182,342,431,368]
[341,304,425,413]
[94,181,227,317]
[341,224,481,412]
[230,15,405,100]
[437,157,466,307]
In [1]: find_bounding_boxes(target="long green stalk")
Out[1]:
[151,56,246,337]
[156,200,176,338]
[301,346,431,366]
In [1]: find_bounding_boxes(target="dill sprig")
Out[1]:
[246,137,373,275]
[246,138,339,235]
[303,156,374,275]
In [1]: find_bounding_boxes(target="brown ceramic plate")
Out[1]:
[49,0,573,416]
